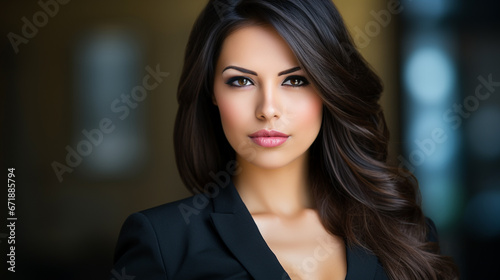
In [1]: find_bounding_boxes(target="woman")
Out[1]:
[112,0,459,279]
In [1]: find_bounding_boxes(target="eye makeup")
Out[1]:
[282,75,310,87]
[224,75,310,88]
[225,76,255,87]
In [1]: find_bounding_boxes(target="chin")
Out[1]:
[240,152,305,170]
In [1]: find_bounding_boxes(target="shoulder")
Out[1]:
[345,217,439,280]
[114,192,213,247]
[112,193,219,278]
[346,245,389,280]
[130,192,216,234]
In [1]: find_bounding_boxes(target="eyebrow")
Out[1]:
[278,66,301,76]
[222,66,302,76]
[222,66,257,76]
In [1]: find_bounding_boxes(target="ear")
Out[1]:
[212,94,218,106]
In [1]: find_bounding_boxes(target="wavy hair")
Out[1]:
[174,0,459,279]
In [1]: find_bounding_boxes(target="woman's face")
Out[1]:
[213,25,323,169]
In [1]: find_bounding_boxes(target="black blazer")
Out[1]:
[112,181,438,279]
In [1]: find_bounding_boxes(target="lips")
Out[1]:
[249,129,289,147]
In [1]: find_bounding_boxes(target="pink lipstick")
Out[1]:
[249,130,289,148]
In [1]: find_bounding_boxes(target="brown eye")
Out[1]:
[290,78,301,86]
[226,77,253,87]
[282,76,309,87]
[237,78,249,86]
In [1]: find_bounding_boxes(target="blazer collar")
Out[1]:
[209,181,380,280]
[210,181,288,279]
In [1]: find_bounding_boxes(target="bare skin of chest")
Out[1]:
[252,209,347,280]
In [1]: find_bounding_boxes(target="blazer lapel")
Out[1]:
[209,181,383,280]
[209,181,289,280]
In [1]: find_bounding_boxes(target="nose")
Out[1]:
[255,85,282,121]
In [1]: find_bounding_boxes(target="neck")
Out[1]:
[233,153,313,217]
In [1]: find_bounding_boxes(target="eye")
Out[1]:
[282,76,310,87]
[226,77,254,87]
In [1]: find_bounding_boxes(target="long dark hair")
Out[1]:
[174,0,459,279]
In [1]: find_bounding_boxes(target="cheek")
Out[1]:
[218,100,242,130]
[214,91,252,141]
[290,93,323,133]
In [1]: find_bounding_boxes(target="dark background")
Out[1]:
[1,0,499,279]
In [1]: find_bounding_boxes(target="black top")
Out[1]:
[112,181,438,279]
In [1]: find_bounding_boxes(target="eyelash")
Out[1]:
[283,75,310,87]
[225,75,310,88]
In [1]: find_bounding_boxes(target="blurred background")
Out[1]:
[1,0,499,279]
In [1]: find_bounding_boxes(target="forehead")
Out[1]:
[217,25,299,71]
